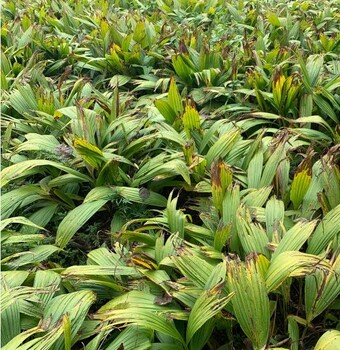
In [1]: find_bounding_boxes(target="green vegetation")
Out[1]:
[1,0,339,349]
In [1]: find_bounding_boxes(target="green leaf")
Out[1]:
[227,256,270,350]
[290,168,312,210]
[265,196,285,241]
[56,200,108,248]
[41,290,96,348]
[305,255,340,323]
[272,220,317,259]
[62,265,141,277]
[314,330,340,350]
[95,308,185,345]
[236,205,270,258]
[186,288,233,344]
[260,142,286,187]
[288,316,299,350]
[266,252,331,292]
[33,271,61,308]
[307,205,340,254]
[155,99,177,124]
[0,160,91,188]
[2,245,59,268]
[171,254,215,289]
[105,326,152,350]
[247,151,263,188]
[165,193,186,238]
[205,129,240,168]
[0,217,47,232]
[182,104,200,139]
[16,133,60,154]
[74,137,105,169]
[168,76,183,116]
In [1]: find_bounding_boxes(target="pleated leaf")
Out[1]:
[227,257,270,350]
[205,129,240,168]
[305,255,340,323]
[74,137,105,170]
[265,196,285,241]
[186,288,233,344]
[62,265,141,278]
[105,326,152,350]
[2,245,59,268]
[56,199,108,248]
[290,169,312,210]
[0,217,46,232]
[314,330,340,350]
[307,205,340,254]
[236,205,270,258]
[272,220,317,259]
[259,143,286,187]
[182,104,200,139]
[168,76,183,116]
[94,308,185,345]
[266,252,331,292]
[0,160,91,188]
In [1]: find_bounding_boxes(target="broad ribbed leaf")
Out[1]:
[168,76,183,116]
[186,288,233,344]
[62,265,141,277]
[272,220,317,259]
[266,252,331,292]
[307,205,340,254]
[314,330,340,350]
[290,169,312,210]
[74,137,104,169]
[155,99,177,124]
[236,205,270,258]
[0,160,91,188]
[182,104,200,139]
[265,196,285,240]
[227,257,270,350]
[205,129,240,168]
[105,326,152,350]
[305,255,340,323]
[2,245,59,268]
[56,200,108,248]
[0,217,46,232]
[41,290,96,349]
[95,308,185,345]
[259,143,286,187]
[171,254,214,289]
[16,134,60,154]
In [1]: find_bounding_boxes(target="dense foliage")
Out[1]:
[1,0,340,349]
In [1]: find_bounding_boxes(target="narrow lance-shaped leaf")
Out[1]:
[2,245,60,269]
[260,142,286,187]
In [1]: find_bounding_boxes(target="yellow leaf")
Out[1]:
[290,169,312,209]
